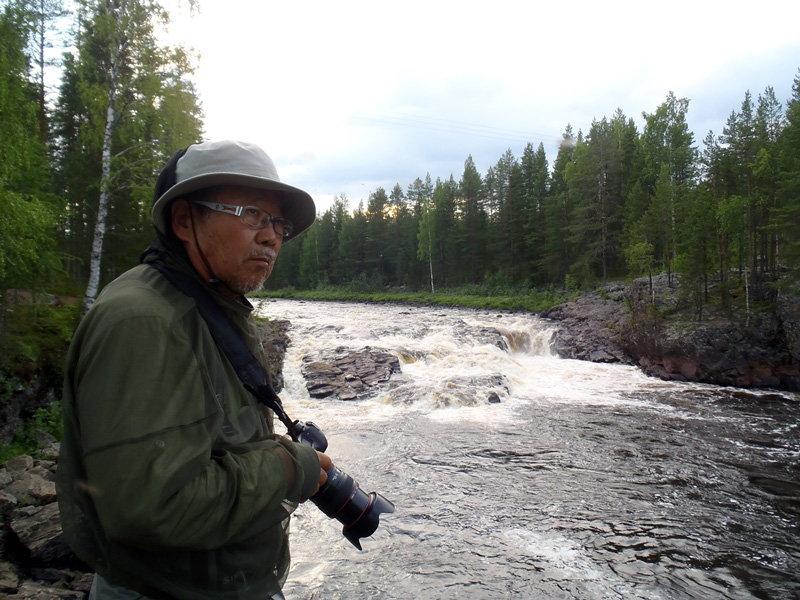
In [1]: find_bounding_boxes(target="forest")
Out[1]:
[271,85,800,320]
[2,0,800,330]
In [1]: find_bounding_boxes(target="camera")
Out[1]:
[292,420,394,550]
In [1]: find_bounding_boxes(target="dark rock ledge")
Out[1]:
[543,276,800,392]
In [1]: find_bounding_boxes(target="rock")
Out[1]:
[302,347,401,400]
[4,457,35,472]
[6,471,57,506]
[257,318,291,392]
[0,560,21,593]
[776,293,800,369]
[543,282,634,365]
[0,456,87,597]
[0,469,13,486]
[543,276,800,391]
[15,578,86,599]
[9,504,73,565]
[0,387,57,447]
[425,374,509,407]
[1,490,18,512]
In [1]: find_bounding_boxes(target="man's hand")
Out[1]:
[313,451,333,497]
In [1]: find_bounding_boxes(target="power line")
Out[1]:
[350,111,564,149]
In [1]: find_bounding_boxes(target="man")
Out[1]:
[56,140,332,600]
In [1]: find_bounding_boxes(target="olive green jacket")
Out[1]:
[56,254,319,600]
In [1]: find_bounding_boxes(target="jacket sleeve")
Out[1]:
[71,298,320,551]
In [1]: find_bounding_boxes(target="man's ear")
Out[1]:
[170,199,193,244]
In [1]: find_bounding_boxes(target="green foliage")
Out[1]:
[625,241,655,278]
[52,0,204,289]
[0,189,63,291]
[0,1,63,293]
[564,273,579,292]
[1,301,77,390]
[0,400,63,464]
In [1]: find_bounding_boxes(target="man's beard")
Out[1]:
[223,248,277,296]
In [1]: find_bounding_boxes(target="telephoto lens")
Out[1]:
[311,465,395,550]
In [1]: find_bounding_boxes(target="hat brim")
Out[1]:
[152,172,316,242]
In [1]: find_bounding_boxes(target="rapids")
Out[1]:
[254,299,800,600]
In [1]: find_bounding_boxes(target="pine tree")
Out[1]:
[337,201,367,284]
[521,142,549,285]
[365,187,388,284]
[542,125,575,284]
[626,93,696,286]
[774,71,800,287]
[456,155,486,284]
[407,175,432,289]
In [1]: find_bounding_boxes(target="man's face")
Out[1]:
[182,185,285,297]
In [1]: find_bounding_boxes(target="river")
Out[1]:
[254,299,800,600]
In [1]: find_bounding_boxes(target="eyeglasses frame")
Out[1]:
[193,200,294,239]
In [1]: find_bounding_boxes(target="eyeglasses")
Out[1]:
[194,201,294,239]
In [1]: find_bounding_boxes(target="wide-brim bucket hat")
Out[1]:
[152,140,316,241]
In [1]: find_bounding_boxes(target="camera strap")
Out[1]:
[150,262,302,439]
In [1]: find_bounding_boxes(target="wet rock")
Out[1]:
[543,276,800,391]
[257,318,291,392]
[543,282,633,365]
[302,347,402,400]
[425,374,509,407]
[453,321,509,351]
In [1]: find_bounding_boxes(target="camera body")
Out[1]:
[292,420,394,550]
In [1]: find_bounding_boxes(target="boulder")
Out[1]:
[0,451,88,598]
[302,347,402,400]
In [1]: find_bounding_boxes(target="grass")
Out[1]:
[252,285,575,313]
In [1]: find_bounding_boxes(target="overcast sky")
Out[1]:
[166,0,800,214]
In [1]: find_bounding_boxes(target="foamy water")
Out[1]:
[255,298,800,600]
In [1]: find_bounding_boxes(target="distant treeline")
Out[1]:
[1,0,799,320]
[270,82,800,318]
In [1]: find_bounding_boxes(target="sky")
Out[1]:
[165,0,800,215]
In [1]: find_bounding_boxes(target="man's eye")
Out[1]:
[244,207,261,218]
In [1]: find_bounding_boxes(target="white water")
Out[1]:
[255,299,800,600]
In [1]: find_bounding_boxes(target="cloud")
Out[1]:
[164,0,800,214]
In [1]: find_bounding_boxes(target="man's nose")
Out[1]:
[256,222,283,245]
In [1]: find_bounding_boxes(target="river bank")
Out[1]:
[2,279,799,597]
[260,275,800,392]
[543,275,800,392]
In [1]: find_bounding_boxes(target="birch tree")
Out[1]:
[56,0,201,315]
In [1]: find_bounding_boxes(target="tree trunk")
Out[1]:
[82,48,119,316]
[427,226,434,294]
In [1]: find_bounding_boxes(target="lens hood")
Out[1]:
[342,492,395,550]
[311,467,395,550]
